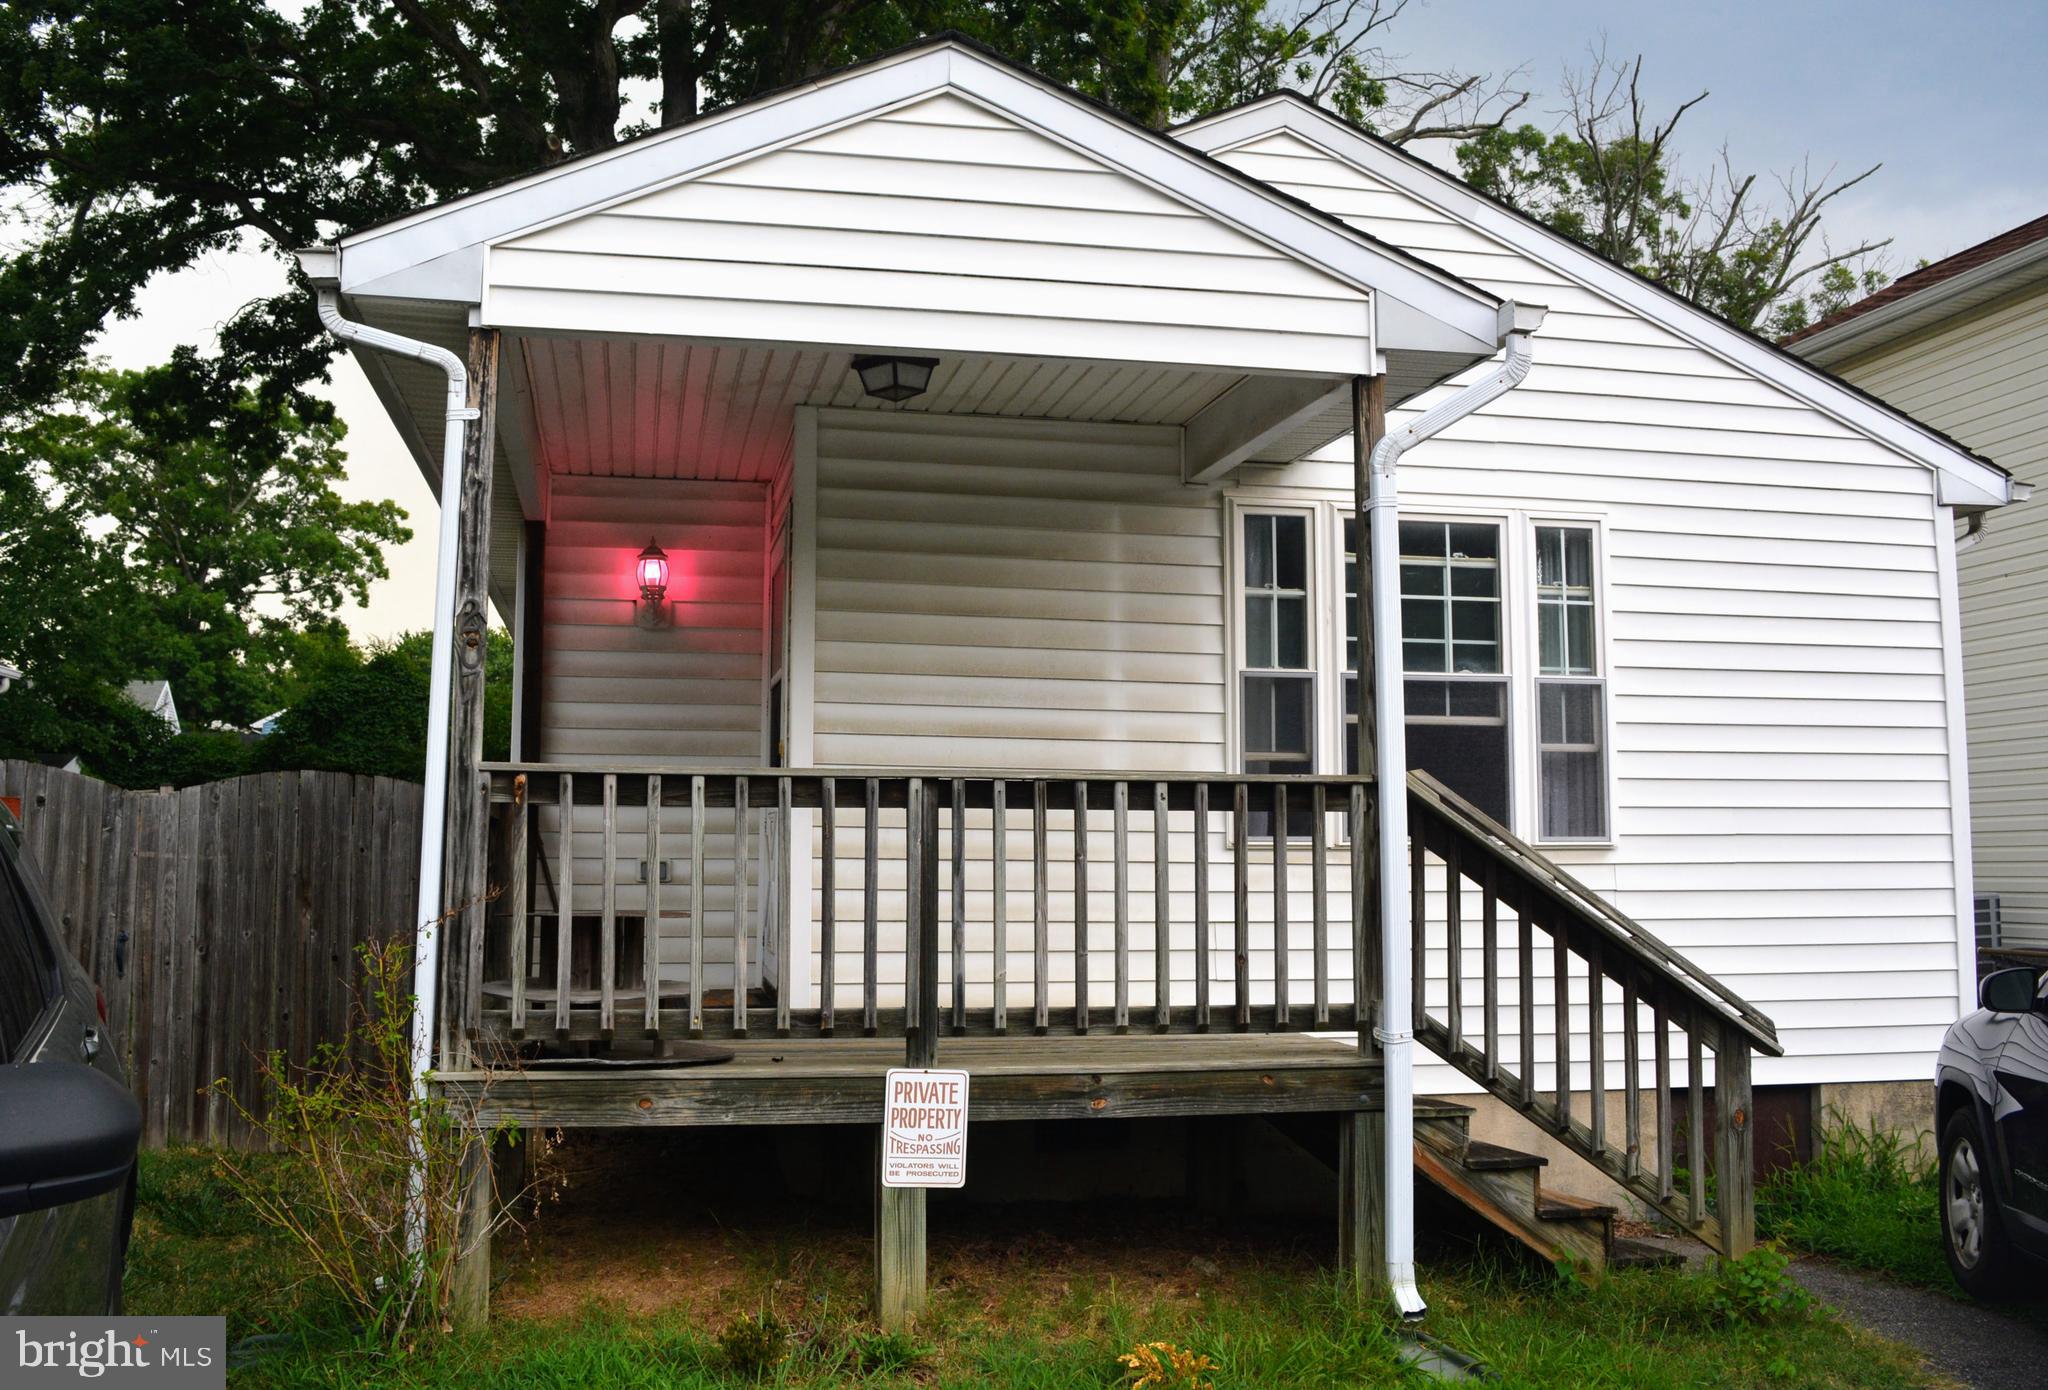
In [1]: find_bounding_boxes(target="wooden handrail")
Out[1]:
[1406,768,1776,1255]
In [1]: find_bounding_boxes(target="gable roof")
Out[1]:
[325,34,1508,364]
[1175,92,2017,510]
[1784,213,2048,366]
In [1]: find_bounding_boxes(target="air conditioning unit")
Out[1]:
[1976,893,2003,951]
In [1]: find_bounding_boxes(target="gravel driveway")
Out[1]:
[1792,1259,2048,1390]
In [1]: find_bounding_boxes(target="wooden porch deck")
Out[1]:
[439,1035,1469,1129]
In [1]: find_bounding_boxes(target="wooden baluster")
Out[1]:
[1687,1022,1706,1226]
[1713,1026,1756,1254]
[644,775,662,1038]
[1273,783,1289,1029]
[1033,780,1049,1035]
[776,776,793,1037]
[992,780,1007,1034]
[820,777,836,1036]
[1195,782,1212,1032]
[508,778,529,1038]
[1654,995,1674,1200]
[733,776,749,1038]
[1113,780,1130,1033]
[1481,861,1499,1083]
[1232,781,1249,1031]
[1622,977,1642,1179]
[1444,837,1462,1053]
[1552,924,1571,1134]
[1154,782,1171,1032]
[689,776,705,1038]
[601,773,618,1038]
[950,779,967,1035]
[556,772,574,1039]
[863,778,879,1036]
[1311,784,1329,1027]
[1349,784,1366,1034]
[905,778,923,1036]
[1517,909,1535,1106]
[1074,780,1090,1035]
[1587,951,1606,1154]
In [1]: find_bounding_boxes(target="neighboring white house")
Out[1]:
[121,679,181,735]
[1786,217,2048,949]
[296,37,2022,1305]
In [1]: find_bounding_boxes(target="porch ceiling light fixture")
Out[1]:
[635,538,672,629]
[850,354,938,403]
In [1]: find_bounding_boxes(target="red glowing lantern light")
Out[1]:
[635,538,670,603]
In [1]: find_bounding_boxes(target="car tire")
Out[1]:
[1941,1107,2019,1298]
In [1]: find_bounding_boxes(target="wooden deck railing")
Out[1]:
[464,766,1377,1046]
[1406,771,1783,1255]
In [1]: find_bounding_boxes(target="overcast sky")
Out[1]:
[88,1,2048,641]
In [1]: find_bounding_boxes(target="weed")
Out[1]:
[1708,1244,1813,1325]
[1758,1111,1949,1292]
[717,1309,787,1379]
[843,1327,928,1376]
[1117,1340,1218,1390]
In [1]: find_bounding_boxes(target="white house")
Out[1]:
[121,679,180,735]
[294,36,2017,1324]
[1786,217,2048,949]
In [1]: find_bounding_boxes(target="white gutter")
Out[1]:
[298,248,476,1189]
[1371,302,1545,1319]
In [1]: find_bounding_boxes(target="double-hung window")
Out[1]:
[1394,519,1511,823]
[1534,525,1607,839]
[1240,512,1314,780]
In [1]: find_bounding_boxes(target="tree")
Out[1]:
[0,1,1525,417]
[1456,52,1890,336]
[0,355,408,769]
[258,630,513,781]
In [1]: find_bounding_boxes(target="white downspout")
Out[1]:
[1373,303,1545,1319]
[300,252,476,1152]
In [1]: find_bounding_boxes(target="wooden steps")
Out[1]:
[1411,1105,1616,1270]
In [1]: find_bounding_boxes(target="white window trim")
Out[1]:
[1220,492,1619,850]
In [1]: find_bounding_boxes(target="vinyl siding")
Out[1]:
[538,475,768,989]
[1833,281,2048,945]
[805,408,1353,1013]
[486,93,1372,375]
[1211,129,1966,1088]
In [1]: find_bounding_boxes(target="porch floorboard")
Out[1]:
[442,1035,1426,1129]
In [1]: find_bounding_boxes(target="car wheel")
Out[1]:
[1941,1107,2018,1298]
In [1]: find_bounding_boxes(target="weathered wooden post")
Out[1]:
[445,325,500,1332]
[877,778,941,1327]
[1341,372,1388,1295]
[1714,1026,1756,1255]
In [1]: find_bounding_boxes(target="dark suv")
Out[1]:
[1935,964,2048,1296]
[0,804,142,1313]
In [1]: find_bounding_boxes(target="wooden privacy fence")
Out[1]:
[0,761,423,1148]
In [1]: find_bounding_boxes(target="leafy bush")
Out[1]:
[1709,1244,1813,1325]
[1757,1113,1948,1291]
[717,1310,788,1379]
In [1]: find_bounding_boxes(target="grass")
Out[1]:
[1756,1116,1956,1295]
[127,1144,1945,1389]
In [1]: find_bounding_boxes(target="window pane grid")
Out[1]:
[1534,526,1606,840]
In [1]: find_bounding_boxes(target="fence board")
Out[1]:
[0,762,423,1149]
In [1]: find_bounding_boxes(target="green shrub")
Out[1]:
[1757,1113,1948,1291]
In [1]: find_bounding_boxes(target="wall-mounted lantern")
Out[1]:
[850,354,938,403]
[635,538,671,629]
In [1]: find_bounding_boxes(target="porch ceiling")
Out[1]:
[511,333,1352,483]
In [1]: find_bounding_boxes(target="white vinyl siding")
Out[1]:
[486,93,1372,375]
[1834,281,2048,946]
[1211,129,1965,1088]
[538,475,769,991]
[804,408,1352,1014]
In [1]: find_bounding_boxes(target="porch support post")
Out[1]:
[878,779,941,1328]
[443,327,502,1071]
[447,1134,494,1330]
[1341,373,1388,1296]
